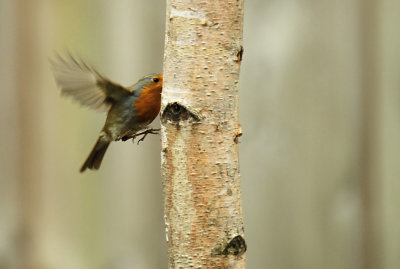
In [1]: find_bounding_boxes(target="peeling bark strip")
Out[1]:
[161,0,245,268]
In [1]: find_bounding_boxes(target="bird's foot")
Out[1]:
[132,128,160,145]
[118,130,136,141]
[119,128,160,144]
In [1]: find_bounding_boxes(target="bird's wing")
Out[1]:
[50,54,131,112]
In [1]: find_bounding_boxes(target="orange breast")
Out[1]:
[133,85,162,123]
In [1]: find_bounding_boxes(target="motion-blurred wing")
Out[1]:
[50,54,131,112]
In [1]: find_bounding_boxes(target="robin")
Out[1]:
[51,55,163,172]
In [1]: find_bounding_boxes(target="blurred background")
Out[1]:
[0,0,399,268]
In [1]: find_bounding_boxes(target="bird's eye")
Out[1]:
[152,77,159,83]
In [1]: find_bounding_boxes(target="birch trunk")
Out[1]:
[161,0,246,268]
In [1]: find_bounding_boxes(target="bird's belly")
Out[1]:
[104,102,148,140]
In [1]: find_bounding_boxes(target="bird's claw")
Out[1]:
[119,130,135,141]
[133,128,160,145]
[120,128,160,144]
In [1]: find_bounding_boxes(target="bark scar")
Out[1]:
[211,235,247,257]
[162,102,200,124]
[235,46,244,62]
[234,126,243,144]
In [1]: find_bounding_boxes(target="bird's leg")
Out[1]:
[118,130,136,141]
[119,128,160,144]
[133,128,160,145]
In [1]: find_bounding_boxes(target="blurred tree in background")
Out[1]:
[0,0,399,268]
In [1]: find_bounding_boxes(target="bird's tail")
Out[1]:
[80,137,110,172]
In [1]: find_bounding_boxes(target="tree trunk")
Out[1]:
[161,0,246,268]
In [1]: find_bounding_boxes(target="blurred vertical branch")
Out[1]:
[16,0,43,268]
[161,0,246,268]
[0,0,19,268]
[359,0,381,268]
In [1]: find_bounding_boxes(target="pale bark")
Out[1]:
[161,0,246,268]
